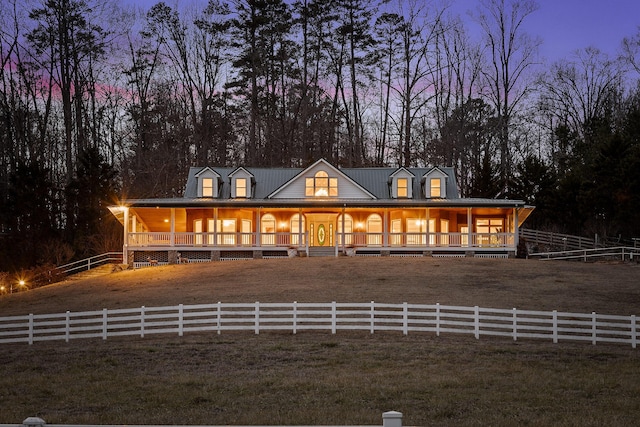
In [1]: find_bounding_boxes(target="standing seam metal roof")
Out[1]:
[184,165,460,200]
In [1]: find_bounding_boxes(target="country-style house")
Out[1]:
[109,159,534,267]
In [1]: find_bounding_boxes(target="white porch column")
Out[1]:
[213,208,218,246]
[298,208,303,248]
[341,206,346,251]
[426,207,430,247]
[122,207,129,265]
[383,208,389,247]
[467,207,472,247]
[257,207,261,247]
[514,207,519,250]
[170,208,175,247]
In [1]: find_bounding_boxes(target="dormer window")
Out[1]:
[202,178,214,197]
[229,167,254,199]
[397,178,408,198]
[430,178,441,198]
[423,168,448,199]
[196,167,220,198]
[306,170,338,197]
[389,167,414,199]
[235,178,247,198]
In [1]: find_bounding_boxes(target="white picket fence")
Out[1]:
[0,302,637,348]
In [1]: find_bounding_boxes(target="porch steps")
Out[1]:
[308,247,337,257]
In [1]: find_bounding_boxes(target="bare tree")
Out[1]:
[476,0,540,194]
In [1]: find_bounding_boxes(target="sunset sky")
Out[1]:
[127,0,640,63]
[451,0,639,62]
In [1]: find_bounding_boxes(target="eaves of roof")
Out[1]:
[114,197,530,209]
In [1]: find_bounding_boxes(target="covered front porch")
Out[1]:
[110,203,530,266]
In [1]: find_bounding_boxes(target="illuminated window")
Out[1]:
[202,178,214,197]
[476,219,503,233]
[337,214,353,245]
[290,214,306,245]
[430,178,441,198]
[397,178,408,198]
[366,214,382,246]
[305,170,338,197]
[235,178,247,198]
[261,214,276,245]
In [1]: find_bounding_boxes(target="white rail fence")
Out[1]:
[2,411,404,427]
[528,246,640,262]
[0,302,636,348]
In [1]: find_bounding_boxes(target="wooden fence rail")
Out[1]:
[0,302,636,348]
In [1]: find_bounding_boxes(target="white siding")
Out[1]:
[271,161,374,199]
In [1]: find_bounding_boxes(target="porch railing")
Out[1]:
[128,232,514,249]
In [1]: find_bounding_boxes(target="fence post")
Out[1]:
[66,311,70,343]
[217,302,221,335]
[552,310,558,344]
[22,417,46,427]
[255,301,260,335]
[370,301,375,334]
[140,306,145,338]
[474,306,479,339]
[632,315,637,349]
[436,303,440,337]
[592,312,597,345]
[293,301,297,335]
[382,411,402,427]
[331,301,337,334]
[178,304,184,337]
[28,313,34,345]
[512,308,517,341]
[103,308,108,340]
[403,302,408,336]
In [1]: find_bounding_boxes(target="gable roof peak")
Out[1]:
[229,166,254,178]
[195,166,220,178]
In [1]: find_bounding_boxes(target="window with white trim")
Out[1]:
[430,178,441,198]
[235,178,247,198]
[305,170,338,197]
[397,178,408,198]
[202,178,214,197]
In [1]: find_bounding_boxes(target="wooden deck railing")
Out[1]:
[127,232,515,249]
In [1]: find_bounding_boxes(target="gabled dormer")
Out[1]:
[195,167,221,198]
[229,167,254,199]
[388,167,415,199]
[422,167,448,199]
[268,159,376,199]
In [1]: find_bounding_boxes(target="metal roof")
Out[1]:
[184,164,460,200]
[119,162,530,212]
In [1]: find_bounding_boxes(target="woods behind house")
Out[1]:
[2,0,640,271]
